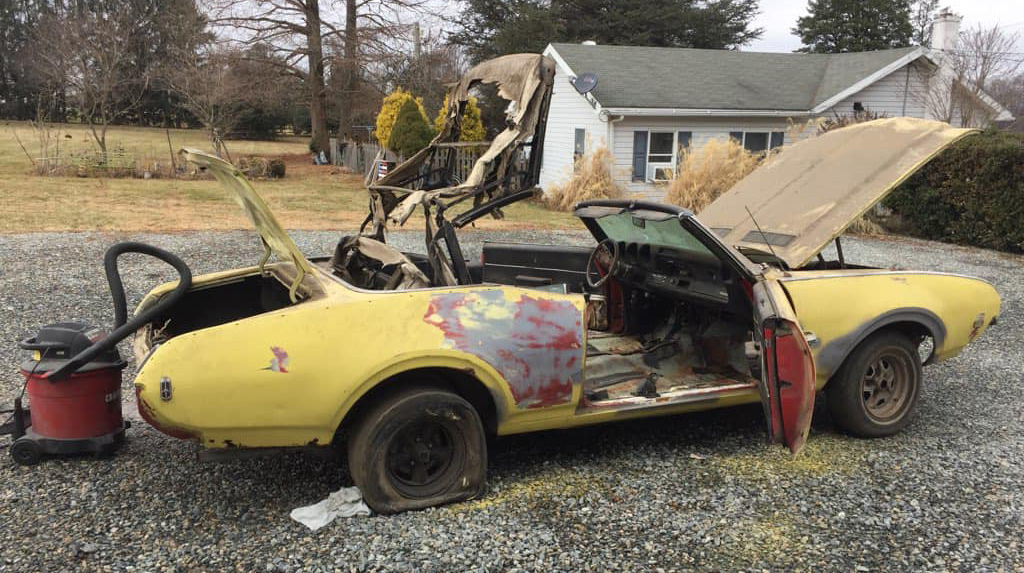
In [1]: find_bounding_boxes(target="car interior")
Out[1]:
[316,204,765,414]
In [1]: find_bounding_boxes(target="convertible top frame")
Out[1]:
[362,54,556,286]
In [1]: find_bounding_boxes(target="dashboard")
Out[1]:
[609,242,733,306]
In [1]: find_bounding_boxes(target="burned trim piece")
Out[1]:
[423,291,583,409]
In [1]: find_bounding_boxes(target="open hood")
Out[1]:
[180,149,314,279]
[698,118,977,269]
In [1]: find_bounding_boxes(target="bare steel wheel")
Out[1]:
[826,331,922,438]
[386,420,457,498]
[861,353,913,423]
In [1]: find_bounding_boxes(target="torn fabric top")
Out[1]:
[366,54,556,234]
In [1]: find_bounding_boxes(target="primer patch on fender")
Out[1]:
[424,291,583,408]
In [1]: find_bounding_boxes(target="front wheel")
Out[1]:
[347,387,487,514]
[826,332,922,438]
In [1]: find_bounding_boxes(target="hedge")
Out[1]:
[887,129,1024,253]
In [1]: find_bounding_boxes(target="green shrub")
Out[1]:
[388,98,434,158]
[887,129,1024,253]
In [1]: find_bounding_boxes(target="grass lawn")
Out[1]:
[0,121,579,233]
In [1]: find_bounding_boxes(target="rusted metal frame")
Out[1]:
[525,76,553,186]
[451,189,537,228]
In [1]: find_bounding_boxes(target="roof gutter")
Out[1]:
[602,107,814,117]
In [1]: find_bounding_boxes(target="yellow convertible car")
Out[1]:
[130,58,998,514]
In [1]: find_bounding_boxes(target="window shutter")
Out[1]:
[677,131,692,153]
[770,131,785,149]
[632,131,648,182]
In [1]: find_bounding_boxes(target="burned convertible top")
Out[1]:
[345,54,555,287]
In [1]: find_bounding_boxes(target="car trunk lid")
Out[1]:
[180,149,316,299]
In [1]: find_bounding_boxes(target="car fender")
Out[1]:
[779,271,1000,387]
[327,350,519,436]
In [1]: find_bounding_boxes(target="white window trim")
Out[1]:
[731,131,785,153]
[647,131,678,183]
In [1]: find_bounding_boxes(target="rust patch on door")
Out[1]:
[424,291,583,408]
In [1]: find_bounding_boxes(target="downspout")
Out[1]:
[602,112,625,182]
[901,63,911,117]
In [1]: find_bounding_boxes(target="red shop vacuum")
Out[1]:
[1,242,192,465]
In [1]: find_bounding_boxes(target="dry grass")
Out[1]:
[666,138,760,212]
[0,121,577,233]
[545,148,624,212]
[846,215,885,235]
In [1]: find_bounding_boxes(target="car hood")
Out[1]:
[180,149,313,277]
[698,118,977,269]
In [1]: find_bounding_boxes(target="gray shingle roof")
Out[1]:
[549,43,922,111]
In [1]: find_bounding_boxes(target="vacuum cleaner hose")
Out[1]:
[47,242,193,381]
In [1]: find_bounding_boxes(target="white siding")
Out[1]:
[538,62,607,191]
[826,61,929,118]
[610,116,807,201]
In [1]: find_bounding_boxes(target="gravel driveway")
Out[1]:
[1,229,1021,572]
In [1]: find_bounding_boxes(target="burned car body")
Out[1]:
[130,62,999,514]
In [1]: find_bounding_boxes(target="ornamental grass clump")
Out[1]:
[666,138,759,213]
[546,148,624,212]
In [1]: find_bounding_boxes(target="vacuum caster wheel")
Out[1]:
[10,437,42,466]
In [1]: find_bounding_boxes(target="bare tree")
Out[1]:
[916,23,1021,127]
[988,72,1024,121]
[203,0,428,153]
[28,9,151,155]
[164,47,249,158]
[911,0,939,45]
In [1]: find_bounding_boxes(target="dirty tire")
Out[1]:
[347,387,487,514]
[826,331,922,438]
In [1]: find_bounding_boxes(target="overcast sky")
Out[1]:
[745,0,1024,52]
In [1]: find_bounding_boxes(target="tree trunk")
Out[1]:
[306,0,329,153]
[337,0,357,141]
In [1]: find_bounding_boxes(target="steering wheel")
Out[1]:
[586,238,620,289]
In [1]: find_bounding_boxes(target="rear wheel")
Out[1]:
[347,387,487,514]
[826,332,922,438]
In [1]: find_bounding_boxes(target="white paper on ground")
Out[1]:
[290,486,371,530]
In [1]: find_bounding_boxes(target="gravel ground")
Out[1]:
[0,229,1021,572]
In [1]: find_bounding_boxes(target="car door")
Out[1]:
[752,279,816,454]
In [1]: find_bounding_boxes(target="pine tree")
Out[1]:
[450,0,763,64]
[388,98,434,157]
[434,95,486,142]
[794,0,914,53]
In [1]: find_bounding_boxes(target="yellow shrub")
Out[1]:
[546,148,624,212]
[666,138,760,212]
[374,88,429,147]
[434,94,486,142]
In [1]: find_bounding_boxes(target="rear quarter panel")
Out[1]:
[779,271,1000,387]
[134,278,585,448]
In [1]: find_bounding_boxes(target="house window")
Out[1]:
[573,128,586,167]
[632,130,692,182]
[729,131,785,153]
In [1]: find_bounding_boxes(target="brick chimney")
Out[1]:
[930,8,962,52]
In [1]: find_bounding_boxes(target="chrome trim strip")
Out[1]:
[780,270,994,287]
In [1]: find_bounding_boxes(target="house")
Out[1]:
[539,11,1013,200]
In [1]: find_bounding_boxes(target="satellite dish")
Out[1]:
[572,72,598,95]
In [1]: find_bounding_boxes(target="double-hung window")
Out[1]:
[729,131,785,153]
[632,130,692,182]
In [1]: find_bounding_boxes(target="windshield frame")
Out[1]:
[574,200,761,280]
